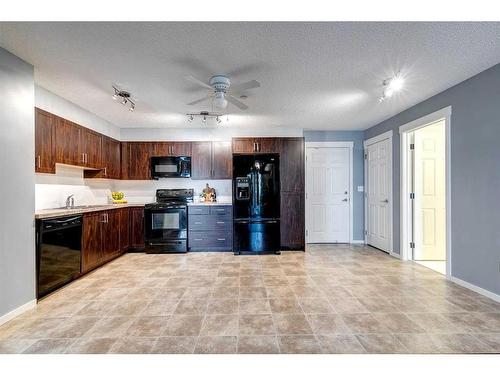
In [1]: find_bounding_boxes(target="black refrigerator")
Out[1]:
[233,154,281,254]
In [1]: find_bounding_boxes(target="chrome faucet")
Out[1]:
[65,194,75,209]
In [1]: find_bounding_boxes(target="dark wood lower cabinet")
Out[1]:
[119,208,130,253]
[82,212,104,273]
[280,192,305,250]
[129,207,145,250]
[103,210,120,259]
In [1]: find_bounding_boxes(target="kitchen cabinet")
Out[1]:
[232,137,280,154]
[84,136,121,179]
[82,211,104,273]
[79,127,102,169]
[119,208,130,253]
[129,207,145,250]
[280,137,304,193]
[127,142,152,180]
[102,209,121,259]
[188,205,233,251]
[55,119,81,166]
[280,192,305,250]
[35,108,56,174]
[152,142,192,157]
[192,141,232,180]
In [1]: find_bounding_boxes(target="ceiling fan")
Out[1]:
[186,74,260,111]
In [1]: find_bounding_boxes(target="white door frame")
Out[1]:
[363,130,395,257]
[399,106,452,278]
[305,141,354,243]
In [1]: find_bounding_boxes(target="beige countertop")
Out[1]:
[187,201,233,206]
[35,203,148,219]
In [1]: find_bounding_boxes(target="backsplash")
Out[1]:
[35,164,232,210]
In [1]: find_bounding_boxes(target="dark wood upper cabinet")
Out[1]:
[55,119,81,166]
[192,141,232,180]
[84,136,121,179]
[212,141,232,179]
[280,137,305,193]
[232,137,280,154]
[128,142,152,180]
[152,142,192,156]
[129,207,145,249]
[191,141,212,179]
[79,128,102,169]
[35,108,56,174]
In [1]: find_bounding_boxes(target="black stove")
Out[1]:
[144,189,193,253]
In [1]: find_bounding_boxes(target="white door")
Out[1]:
[306,147,350,243]
[413,121,446,260]
[365,138,391,252]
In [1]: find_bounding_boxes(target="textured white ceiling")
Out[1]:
[1,22,499,130]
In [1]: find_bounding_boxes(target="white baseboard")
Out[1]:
[350,240,365,244]
[390,251,401,259]
[0,299,36,327]
[449,276,500,303]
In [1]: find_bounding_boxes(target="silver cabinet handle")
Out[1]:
[216,221,225,224]
[194,238,203,241]
[36,155,41,168]
[104,167,107,176]
[217,238,226,241]
[194,222,202,225]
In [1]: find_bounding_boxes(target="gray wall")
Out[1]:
[364,63,500,296]
[304,131,365,241]
[0,48,35,319]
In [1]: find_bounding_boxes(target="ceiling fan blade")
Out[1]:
[185,75,212,90]
[187,96,211,106]
[231,80,261,93]
[227,95,249,110]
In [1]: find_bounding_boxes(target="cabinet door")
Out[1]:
[119,208,130,253]
[35,108,56,173]
[212,141,232,179]
[102,210,120,260]
[82,212,103,272]
[128,143,152,180]
[256,138,280,153]
[280,192,305,250]
[103,137,121,179]
[80,128,102,169]
[232,138,255,153]
[55,119,81,165]
[129,207,145,248]
[191,141,212,179]
[170,142,192,156]
[280,138,304,192]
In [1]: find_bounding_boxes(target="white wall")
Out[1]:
[0,48,36,321]
[35,85,121,140]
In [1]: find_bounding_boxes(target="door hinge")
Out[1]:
[305,229,308,237]
[364,153,367,160]
[409,143,415,150]
[364,230,367,235]
[410,242,415,249]
[410,192,415,199]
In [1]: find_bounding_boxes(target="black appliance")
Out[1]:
[151,156,191,179]
[233,154,281,254]
[144,189,193,253]
[36,215,82,298]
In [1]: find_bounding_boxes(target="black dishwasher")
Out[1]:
[36,215,82,298]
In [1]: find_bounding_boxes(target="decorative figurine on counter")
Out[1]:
[202,183,217,202]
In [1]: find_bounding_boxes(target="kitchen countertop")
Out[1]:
[35,203,148,219]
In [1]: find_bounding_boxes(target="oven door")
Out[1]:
[145,206,187,242]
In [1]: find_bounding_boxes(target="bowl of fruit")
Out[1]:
[111,191,127,204]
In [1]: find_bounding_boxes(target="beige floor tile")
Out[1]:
[395,333,454,354]
[278,335,322,354]
[164,315,204,336]
[269,298,302,314]
[431,333,496,353]
[194,336,238,354]
[173,298,209,315]
[47,317,99,338]
[237,335,280,354]
[140,300,179,316]
[239,314,276,335]
[0,339,37,354]
[341,313,389,333]
[200,315,239,336]
[211,286,240,299]
[84,316,134,338]
[381,313,427,333]
[23,338,75,354]
[125,317,170,337]
[356,334,409,353]
[74,300,114,317]
[328,298,369,314]
[475,334,500,352]
[207,298,239,314]
[298,298,334,314]
[239,299,271,314]
[109,337,157,354]
[306,314,350,334]
[266,286,296,299]
[106,300,147,316]
[151,336,196,354]
[406,313,457,333]
[240,287,268,299]
[317,334,366,353]
[65,337,116,353]
[7,318,65,339]
[273,314,313,335]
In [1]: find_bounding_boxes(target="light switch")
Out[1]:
[357,186,364,192]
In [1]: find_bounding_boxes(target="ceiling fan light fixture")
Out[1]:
[213,92,228,109]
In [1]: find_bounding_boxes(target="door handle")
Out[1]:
[381,199,389,203]
[342,198,349,202]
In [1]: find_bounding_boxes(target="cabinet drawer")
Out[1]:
[188,231,232,250]
[188,206,210,215]
[210,206,232,216]
[188,215,232,231]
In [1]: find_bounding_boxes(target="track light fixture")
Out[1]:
[112,85,136,112]
[378,74,405,103]
[186,111,226,125]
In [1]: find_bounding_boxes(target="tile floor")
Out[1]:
[0,244,499,354]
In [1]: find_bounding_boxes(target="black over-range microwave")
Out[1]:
[151,156,191,179]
